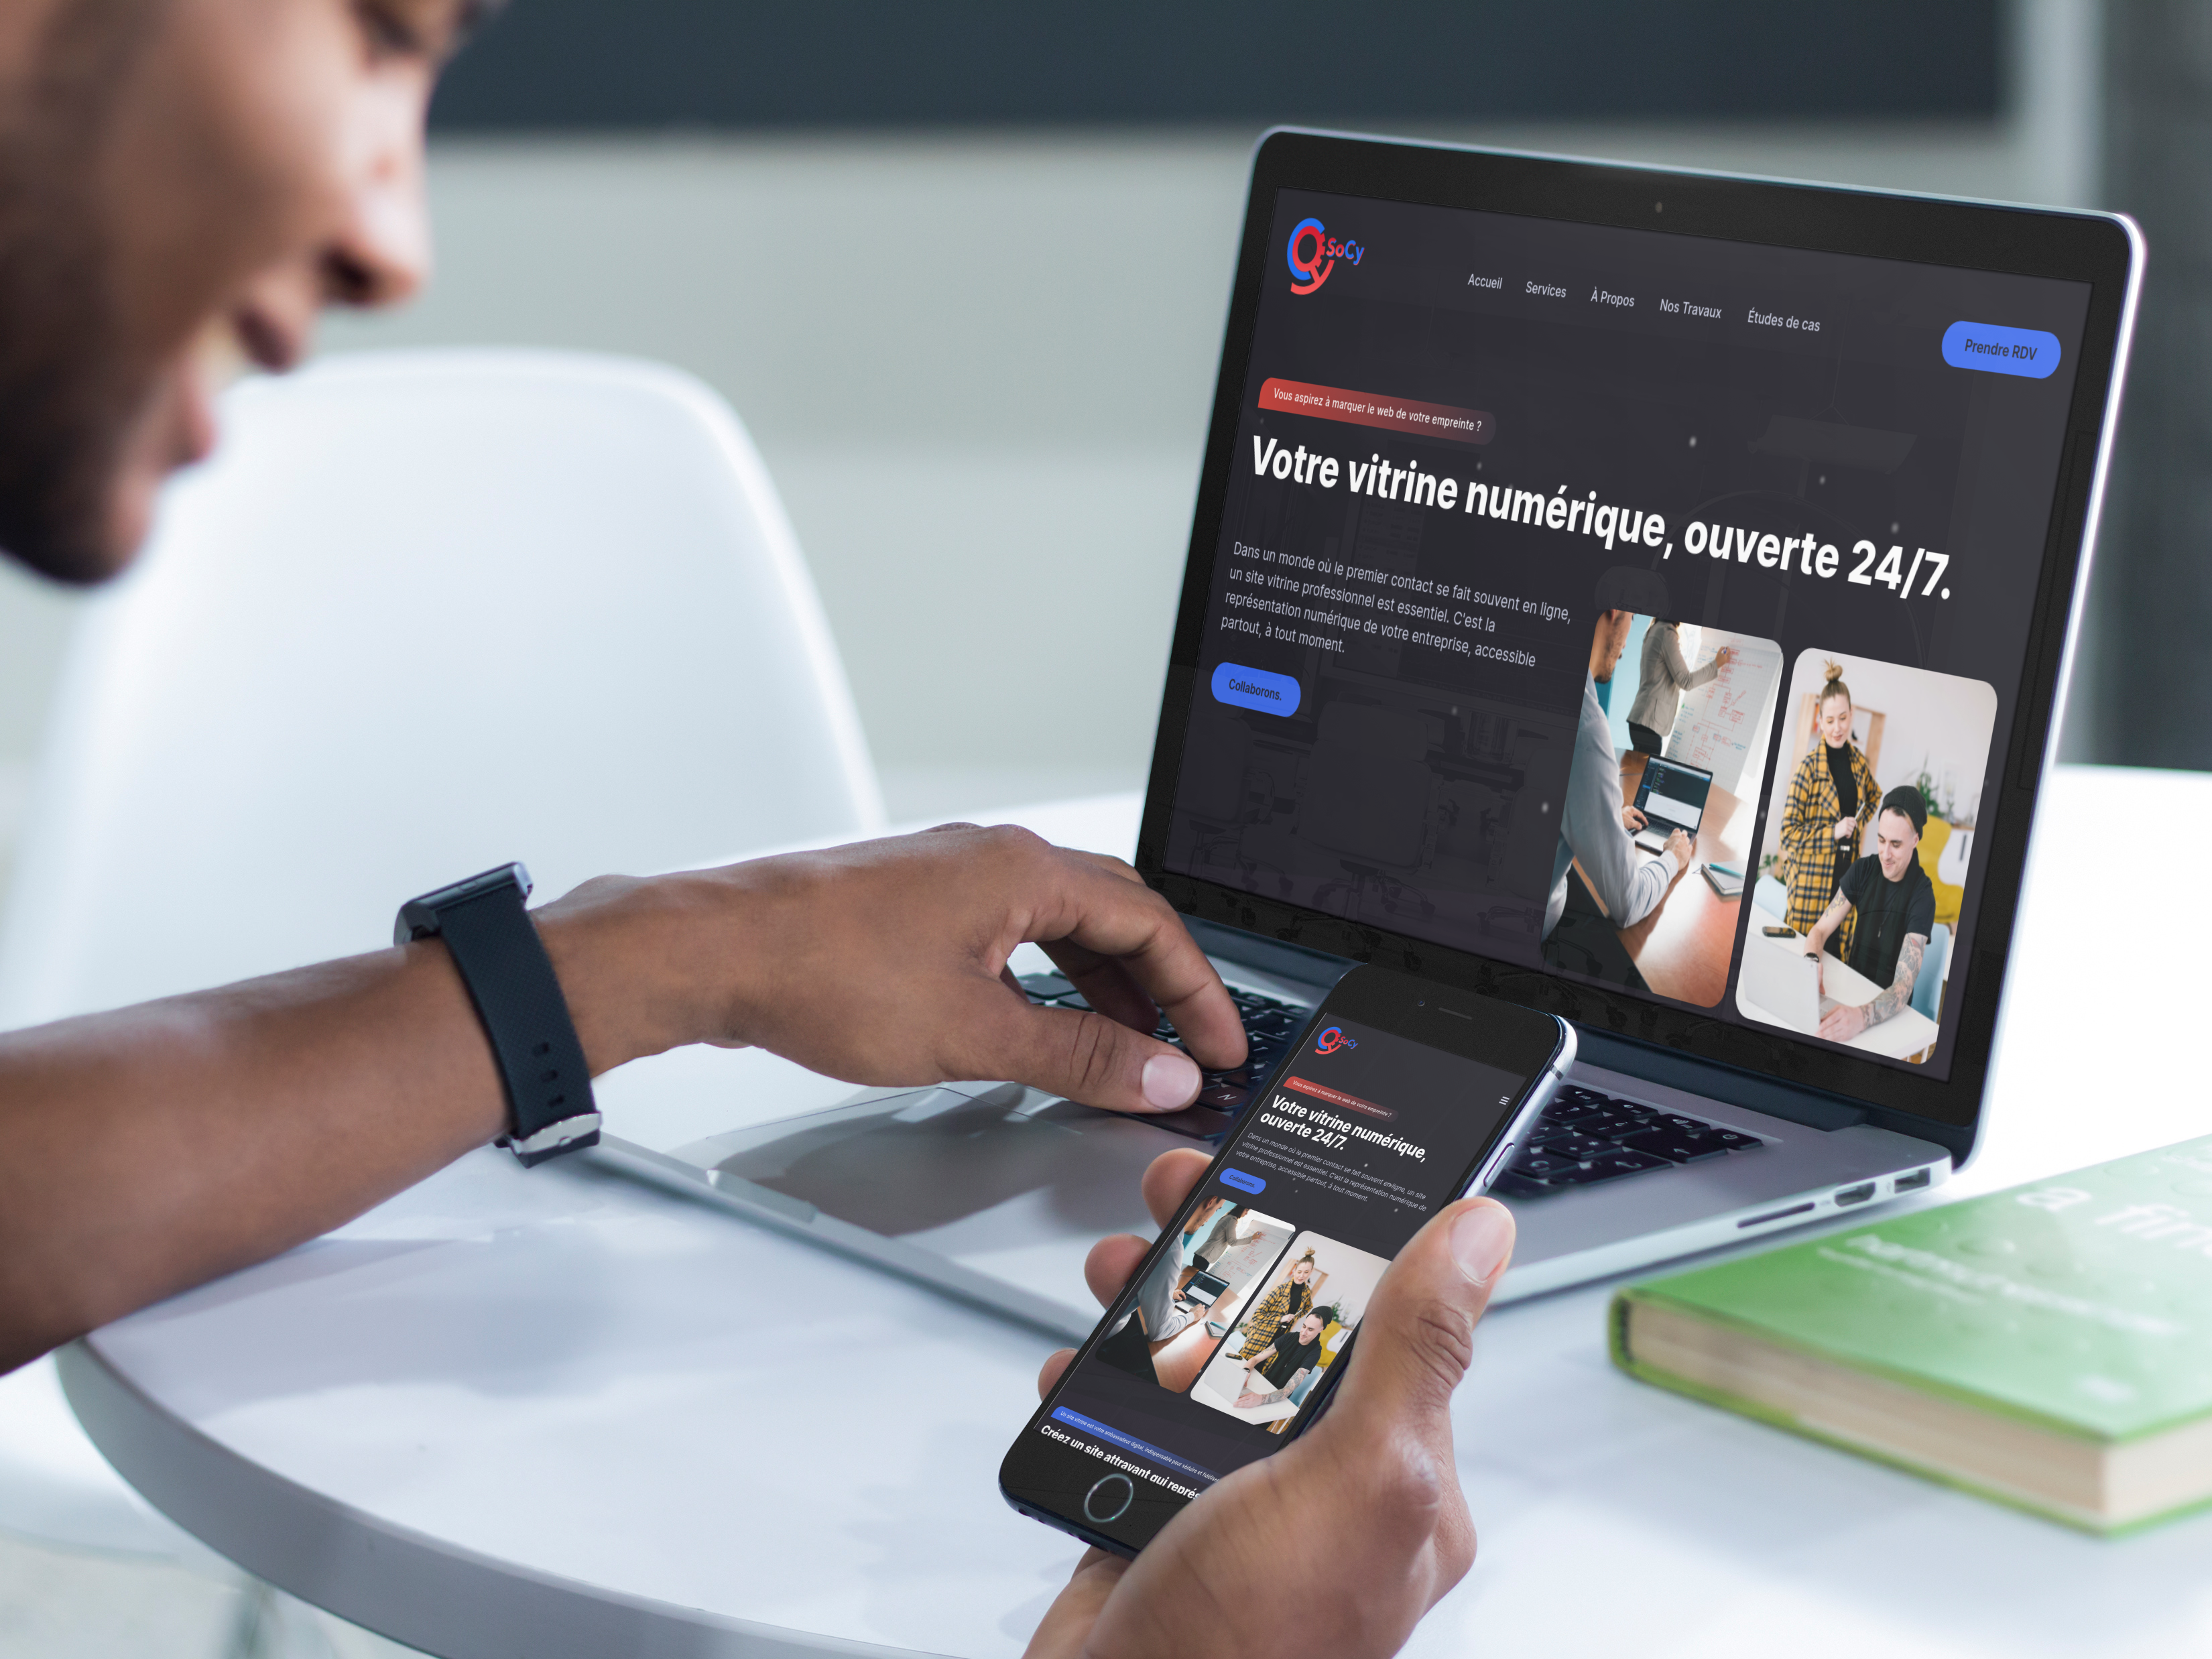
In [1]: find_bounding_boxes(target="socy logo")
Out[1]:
[1314,1026,1358,1055]
[1288,217,1364,294]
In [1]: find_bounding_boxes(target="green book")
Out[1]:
[1610,1137,2212,1534]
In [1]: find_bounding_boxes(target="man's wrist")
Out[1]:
[534,869,767,1074]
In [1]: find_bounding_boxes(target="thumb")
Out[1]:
[1329,1197,1515,1430]
[957,996,1203,1115]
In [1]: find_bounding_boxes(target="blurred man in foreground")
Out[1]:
[0,5,1516,1654]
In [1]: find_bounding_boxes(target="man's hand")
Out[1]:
[1818,1001,1869,1042]
[0,822,1249,1373]
[1621,804,1648,833]
[538,824,1247,1116]
[1024,1150,1516,1659]
[1664,827,1694,869]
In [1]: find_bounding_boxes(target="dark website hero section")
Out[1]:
[1046,1021,1518,1495]
[1164,185,2089,1078]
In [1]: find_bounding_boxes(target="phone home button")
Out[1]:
[1083,1474,1135,1524]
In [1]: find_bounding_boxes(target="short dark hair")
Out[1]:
[1878,785,1926,837]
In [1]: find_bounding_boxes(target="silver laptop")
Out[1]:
[595,133,2140,1341]
[1735,932,1840,1036]
[1630,755,1713,854]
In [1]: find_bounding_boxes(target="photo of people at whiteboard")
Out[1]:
[1737,652,1996,1062]
[1542,607,1782,1007]
[1089,1199,1296,1394]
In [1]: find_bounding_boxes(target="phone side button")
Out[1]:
[1473,1142,1515,1192]
[1083,1474,1135,1524]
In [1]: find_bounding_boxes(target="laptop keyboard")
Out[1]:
[1015,977,1766,1189]
[1490,1085,1763,1199]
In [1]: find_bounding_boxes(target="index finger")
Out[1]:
[1032,854,1247,1069]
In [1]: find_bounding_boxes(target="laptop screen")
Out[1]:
[1146,145,2122,1117]
[1635,757,1711,834]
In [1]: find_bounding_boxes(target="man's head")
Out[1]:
[0,0,480,585]
[1589,609,1634,682]
[1873,786,1926,881]
[1295,1312,1327,1345]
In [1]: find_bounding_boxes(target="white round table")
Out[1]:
[63,768,2212,1658]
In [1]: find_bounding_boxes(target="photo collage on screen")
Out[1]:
[1162,187,2088,1078]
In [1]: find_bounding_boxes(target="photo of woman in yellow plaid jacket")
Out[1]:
[1778,665,1881,958]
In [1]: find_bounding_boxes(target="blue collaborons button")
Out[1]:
[1220,1168,1266,1194]
[1211,662,1301,717]
[1942,320,2062,379]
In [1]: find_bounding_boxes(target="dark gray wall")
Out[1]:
[432,1,2001,130]
[2084,4,2211,770]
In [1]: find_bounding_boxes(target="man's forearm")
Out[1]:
[0,831,1249,1375]
[0,870,723,1373]
[0,941,508,1371]
[1859,932,1926,1030]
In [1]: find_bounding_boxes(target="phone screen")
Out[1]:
[999,967,1566,1554]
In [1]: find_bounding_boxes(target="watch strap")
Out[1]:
[397,863,601,1166]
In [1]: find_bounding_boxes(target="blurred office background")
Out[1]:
[3,3,2199,1654]
[3,0,2173,864]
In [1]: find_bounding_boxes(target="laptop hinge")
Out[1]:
[1575,1026,1969,1164]
[1574,1027,1862,1130]
[1186,915,1355,995]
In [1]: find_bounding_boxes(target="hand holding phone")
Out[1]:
[1019,1147,1519,1658]
[1001,965,1570,1557]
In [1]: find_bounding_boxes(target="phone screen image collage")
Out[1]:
[1039,1019,1522,1514]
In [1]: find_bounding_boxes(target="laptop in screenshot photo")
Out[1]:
[1630,755,1712,854]
[595,131,2140,1339]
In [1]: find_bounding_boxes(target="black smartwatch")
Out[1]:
[395,863,601,1167]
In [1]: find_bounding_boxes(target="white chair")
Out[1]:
[0,349,883,1564]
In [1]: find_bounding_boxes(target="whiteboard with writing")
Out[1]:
[1664,635,1780,798]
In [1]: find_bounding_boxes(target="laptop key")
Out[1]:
[1019,973,1076,1001]
[1544,1148,1672,1184]
[1490,1172,1560,1201]
[1532,1131,1617,1161]
[1147,1103,1237,1141]
[1617,1127,1731,1164]
[1197,1085,1251,1111]
[1536,1098,1601,1124]
[1512,1150,1585,1179]
[1706,1127,1763,1150]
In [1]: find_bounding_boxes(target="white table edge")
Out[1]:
[57,1340,944,1659]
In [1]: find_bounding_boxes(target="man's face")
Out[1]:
[1592,610,1633,682]
[1873,809,1920,881]
[1296,1314,1326,1344]
[0,0,467,583]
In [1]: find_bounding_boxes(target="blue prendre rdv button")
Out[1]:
[1942,320,2062,379]
[1211,662,1301,717]
[1220,1168,1266,1194]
